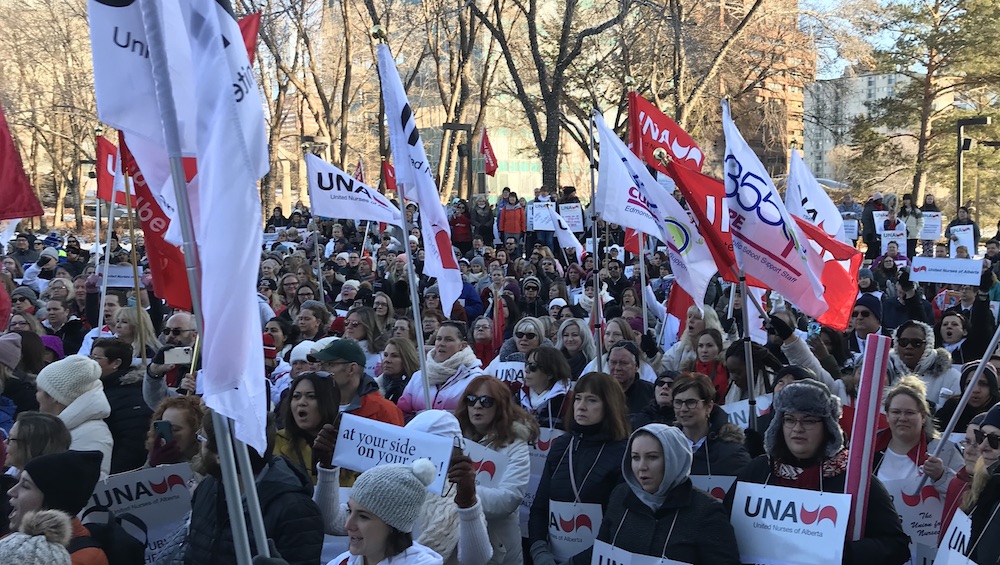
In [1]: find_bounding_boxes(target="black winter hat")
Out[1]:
[24,451,102,516]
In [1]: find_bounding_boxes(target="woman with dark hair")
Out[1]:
[529,372,630,564]
[274,371,341,484]
[449,200,474,257]
[945,206,981,249]
[567,424,741,564]
[963,403,1000,563]
[4,411,70,473]
[671,372,750,477]
[682,328,728,404]
[455,375,539,564]
[265,316,298,362]
[887,320,960,411]
[810,326,853,378]
[723,341,782,404]
[935,361,1000,433]
[498,294,520,340]
[899,193,923,258]
[295,300,330,343]
[397,322,483,418]
[521,346,571,428]
[724,380,911,564]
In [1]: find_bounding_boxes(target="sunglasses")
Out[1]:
[465,394,496,408]
[524,286,539,292]
[525,362,539,372]
[12,297,30,303]
[165,328,193,336]
[975,429,1000,450]
[515,331,537,340]
[851,309,871,318]
[655,379,673,388]
[345,320,362,328]
[897,338,925,349]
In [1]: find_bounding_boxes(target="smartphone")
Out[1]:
[153,420,173,443]
[807,321,822,338]
[163,346,193,365]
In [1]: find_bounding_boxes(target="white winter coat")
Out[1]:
[59,383,113,478]
[474,421,533,565]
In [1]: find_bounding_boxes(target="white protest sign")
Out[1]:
[729,482,851,565]
[881,478,944,552]
[332,413,452,494]
[521,427,566,537]
[607,245,625,262]
[881,229,907,255]
[296,228,309,240]
[488,360,525,384]
[722,393,774,427]
[933,549,976,565]
[950,225,975,258]
[262,232,280,244]
[590,540,692,565]
[549,499,603,561]
[690,475,738,501]
[624,266,635,280]
[532,203,555,231]
[843,220,859,241]
[104,265,145,288]
[84,463,194,563]
[464,440,509,489]
[940,509,972,557]
[873,211,890,235]
[909,258,982,286]
[920,212,942,241]
[560,203,585,232]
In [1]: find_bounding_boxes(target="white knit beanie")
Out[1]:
[0,509,72,565]
[36,354,102,406]
[349,459,436,533]
[289,340,317,364]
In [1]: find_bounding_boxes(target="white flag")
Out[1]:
[721,100,828,320]
[171,0,269,453]
[377,44,462,317]
[544,203,585,263]
[784,149,845,241]
[594,112,716,306]
[306,154,403,226]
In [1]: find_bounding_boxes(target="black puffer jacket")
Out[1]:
[102,367,153,474]
[724,455,911,565]
[186,456,324,565]
[528,422,627,547]
[970,461,1000,564]
[684,406,751,477]
[629,399,674,430]
[569,481,741,564]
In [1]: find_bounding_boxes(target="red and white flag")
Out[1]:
[663,284,694,350]
[381,160,397,192]
[479,128,498,177]
[0,100,42,220]
[628,91,704,173]
[785,149,845,241]
[721,100,827,320]
[378,43,462,317]
[95,137,134,206]
[793,217,862,332]
[352,158,365,183]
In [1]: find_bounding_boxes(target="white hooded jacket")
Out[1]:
[58,383,113,478]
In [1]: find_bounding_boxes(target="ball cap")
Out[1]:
[307,338,366,366]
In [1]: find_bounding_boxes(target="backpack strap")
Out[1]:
[67,535,101,553]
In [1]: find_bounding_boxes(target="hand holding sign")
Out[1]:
[448,453,478,509]
[313,423,338,469]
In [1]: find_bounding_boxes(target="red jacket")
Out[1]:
[499,205,526,234]
[940,467,972,543]
[450,213,473,243]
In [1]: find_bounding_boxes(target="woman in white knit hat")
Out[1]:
[329,459,444,565]
[0,509,73,565]
[34,354,112,477]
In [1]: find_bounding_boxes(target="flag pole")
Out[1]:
[639,232,649,334]
[311,218,325,306]
[739,272,758,431]
[137,1,263,562]
[588,112,604,372]
[372,26,432,409]
[97,198,116,338]
[121,171,147,366]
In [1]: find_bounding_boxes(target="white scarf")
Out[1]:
[424,346,481,386]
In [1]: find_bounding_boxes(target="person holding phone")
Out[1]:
[143,312,199,410]
[144,395,205,469]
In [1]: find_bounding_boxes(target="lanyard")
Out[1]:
[610,508,679,558]
[557,437,605,504]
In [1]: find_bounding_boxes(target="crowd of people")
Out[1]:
[0,187,996,565]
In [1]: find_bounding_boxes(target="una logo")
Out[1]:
[709,487,727,501]
[550,513,593,533]
[912,265,928,273]
[150,474,187,494]
[900,485,940,507]
[744,497,838,526]
[315,173,390,208]
[537,434,557,451]
[472,458,497,480]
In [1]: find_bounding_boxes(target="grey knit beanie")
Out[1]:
[765,379,844,459]
[0,509,72,565]
[349,459,436,532]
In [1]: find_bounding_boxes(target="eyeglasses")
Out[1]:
[851,309,871,318]
[525,362,539,372]
[888,408,921,419]
[345,320,362,328]
[165,328,194,336]
[782,415,824,429]
[515,331,537,340]
[897,338,925,349]
[374,302,389,308]
[8,320,28,327]
[673,398,704,410]
[958,438,975,453]
[974,429,1000,450]
[89,354,107,361]
[465,394,496,408]
[473,324,491,331]
[282,282,298,287]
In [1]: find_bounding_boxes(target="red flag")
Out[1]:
[95,137,128,205]
[119,135,193,311]
[492,293,505,350]
[353,158,365,183]
[237,12,262,64]
[0,101,43,220]
[624,228,641,255]
[793,217,863,332]
[665,283,695,345]
[627,92,704,174]
[381,160,397,192]
[479,128,498,177]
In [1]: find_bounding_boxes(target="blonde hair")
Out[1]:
[884,375,938,439]
[114,307,163,361]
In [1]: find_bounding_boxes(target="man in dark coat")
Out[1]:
[608,341,654,415]
[92,337,153,474]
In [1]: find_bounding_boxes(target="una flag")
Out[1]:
[793,217,862,332]
[721,100,827,320]
[0,100,43,220]
[378,43,462,317]
[166,0,270,453]
[95,137,134,206]
[785,149,845,241]
[119,135,192,311]
[627,92,704,173]
[381,160,397,192]
[544,204,585,263]
[353,158,365,183]
[593,112,715,307]
[663,284,693,350]
[305,154,402,226]
[479,128,498,177]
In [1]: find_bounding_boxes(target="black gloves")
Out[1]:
[640,331,660,359]
[768,314,794,341]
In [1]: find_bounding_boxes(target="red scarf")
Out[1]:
[695,359,729,403]
[772,449,850,490]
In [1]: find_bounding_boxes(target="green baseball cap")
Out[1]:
[307,338,367,366]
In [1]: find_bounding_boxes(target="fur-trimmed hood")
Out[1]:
[887,321,953,384]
